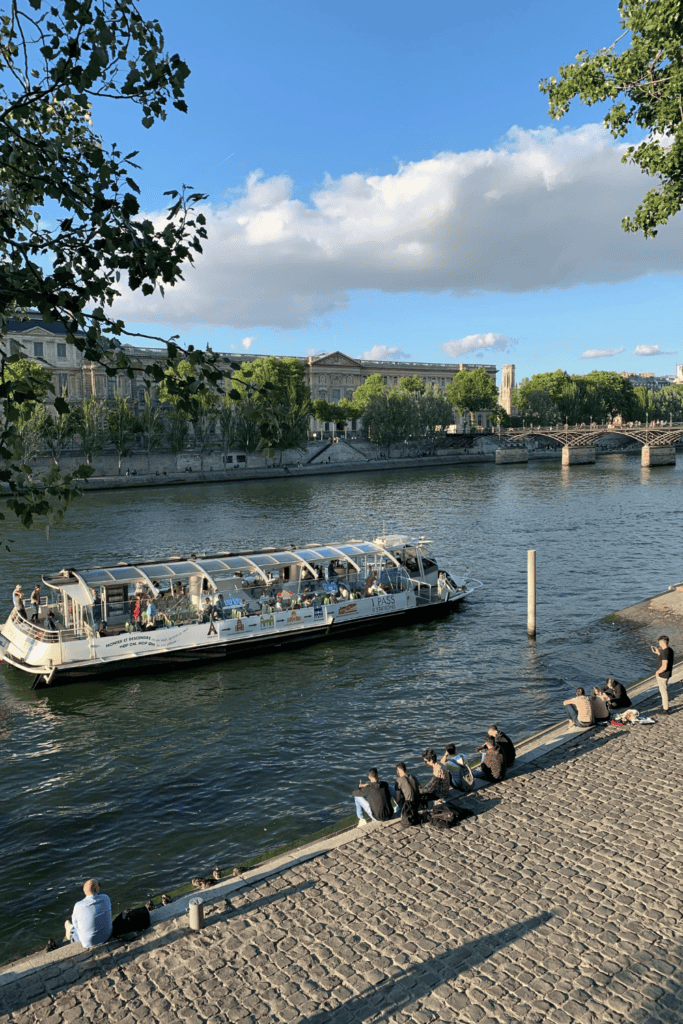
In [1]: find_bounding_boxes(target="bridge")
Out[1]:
[492,424,683,467]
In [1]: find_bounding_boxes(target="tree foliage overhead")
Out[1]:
[541,0,683,237]
[510,368,657,425]
[0,0,227,535]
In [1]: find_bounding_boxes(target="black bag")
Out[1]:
[400,799,421,828]
[426,806,457,830]
[111,906,151,937]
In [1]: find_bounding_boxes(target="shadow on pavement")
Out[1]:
[299,912,553,1024]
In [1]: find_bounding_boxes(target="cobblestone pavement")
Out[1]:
[2,690,683,1024]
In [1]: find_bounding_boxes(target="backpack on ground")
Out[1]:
[426,806,458,830]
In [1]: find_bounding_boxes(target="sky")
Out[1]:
[96,0,683,384]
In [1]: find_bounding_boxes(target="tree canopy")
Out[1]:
[541,0,683,237]
[445,368,498,419]
[512,369,638,424]
[0,0,227,536]
[353,374,386,410]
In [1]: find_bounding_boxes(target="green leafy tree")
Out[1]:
[445,368,498,427]
[395,375,426,395]
[541,0,683,237]
[412,387,455,453]
[138,391,165,471]
[107,394,138,473]
[362,394,407,450]
[234,357,311,460]
[233,398,264,467]
[76,396,107,466]
[167,407,190,455]
[353,374,387,410]
[41,407,77,465]
[0,0,225,537]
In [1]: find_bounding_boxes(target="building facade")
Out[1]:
[2,314,501,432]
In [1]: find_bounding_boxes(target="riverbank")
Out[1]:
[72,444,646,491]
[3,663,681,1023]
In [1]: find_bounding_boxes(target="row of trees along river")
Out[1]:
[10,355,683,475]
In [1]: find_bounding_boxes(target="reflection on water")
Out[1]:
[1,455,680,960]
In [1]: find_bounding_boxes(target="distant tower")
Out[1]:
[500,364,515,415]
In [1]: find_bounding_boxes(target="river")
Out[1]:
[1,455,680,962]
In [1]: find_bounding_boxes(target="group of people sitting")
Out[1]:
[352,724,516,827]
[563,677,631,729]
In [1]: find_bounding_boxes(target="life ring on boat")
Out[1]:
[34,631,43,641]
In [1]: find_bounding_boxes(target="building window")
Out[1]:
[107,376,116,399]
[57,373,69,395]
[332,389,340,403]
[57,343,67,359]
[33,342,44,359]
[346,390,353,400]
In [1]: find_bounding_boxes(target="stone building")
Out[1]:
[2,314,501,432]
[305,351,499,433]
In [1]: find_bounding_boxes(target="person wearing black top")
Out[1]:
[653,635,675,715]
[487,724,516,769]
[603,677,631,710]
[353,768,394,826]
[393,762,421,826]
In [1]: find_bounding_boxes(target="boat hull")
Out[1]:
[2,591,471,687]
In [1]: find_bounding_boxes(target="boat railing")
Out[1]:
[8,610,73,643]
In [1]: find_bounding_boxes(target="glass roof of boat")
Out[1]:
[47,542,392,591]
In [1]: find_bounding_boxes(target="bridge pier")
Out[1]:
[642,444,676,467]
[495,448,528,464]
[562,446,596,466]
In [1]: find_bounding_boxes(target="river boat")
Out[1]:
[0,535,482,687]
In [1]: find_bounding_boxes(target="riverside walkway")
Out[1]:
[2,675,682,1024]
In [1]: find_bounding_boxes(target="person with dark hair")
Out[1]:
[652,636,674,715]
[478,738,506,784]
[590,686,611,724]
[563,687,594,729]
[352,768,394,827]
[419,748,451,804]
[603,677,631,711]
[393,762,421,825]
[441,743,470,791]
[486,724,516,769]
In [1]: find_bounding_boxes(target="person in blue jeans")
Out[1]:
[352,768,394,827]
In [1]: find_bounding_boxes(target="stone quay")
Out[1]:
[2,670,682,1024]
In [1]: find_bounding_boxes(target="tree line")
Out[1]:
[511,369,683,426]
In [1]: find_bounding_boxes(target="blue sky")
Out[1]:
[101,0,683,383]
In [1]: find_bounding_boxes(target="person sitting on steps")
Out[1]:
[352,768,394,827]
[563,687,594,730]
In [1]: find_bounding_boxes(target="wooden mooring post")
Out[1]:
[527,549,536,637]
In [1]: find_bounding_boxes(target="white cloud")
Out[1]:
[581,347,626,359]
[442,333,517,359]
[113,125,683,330]
[363,345,412,361]
[633,344,677,356]
[241,336,255,349]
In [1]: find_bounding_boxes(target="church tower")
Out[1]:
[500,364,515,415]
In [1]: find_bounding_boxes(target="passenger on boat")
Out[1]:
[12,584,22,610]
[132,597,143,628]
[419,749,451,804]
[214,594,226,619]
[65,879,112,948]
[15,590,27,620]
[30,584,41,622]
[144,601,158,628]
[364,572,377,596]
[46,609,58,632]
[352,768,394,827]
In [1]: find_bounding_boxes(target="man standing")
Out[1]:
[352,768,394,827]
[30,584,41,623]
[653,635,674,715]
[563,687,594,729]
[66,878,112,948]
